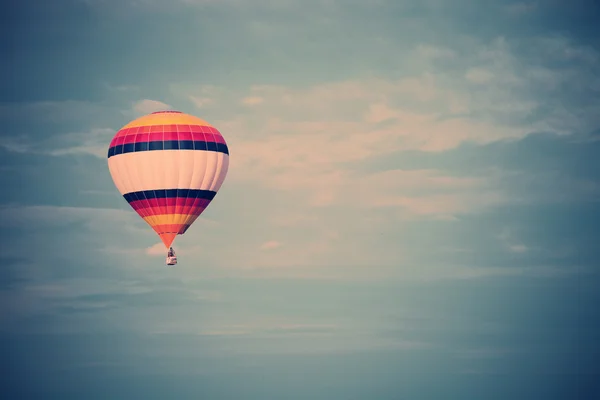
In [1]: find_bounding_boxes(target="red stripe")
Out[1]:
[152,223,190,234]
[144,205,207,216]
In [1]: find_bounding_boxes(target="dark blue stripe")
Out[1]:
[122,189,217,203]
[108,140,229,158]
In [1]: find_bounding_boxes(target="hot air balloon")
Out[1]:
[107,110,229,266]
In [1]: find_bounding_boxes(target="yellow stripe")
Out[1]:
[123,112,214,129]
[143,214,195,225]
[142,214,158,227]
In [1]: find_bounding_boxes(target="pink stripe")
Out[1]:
[178,129,193,141]
[163,131,178,141]
[148,132,164,142]
[115,128,128,138]
[190,132,208,142]
[121,135,137,145]
[134,133,149,143]
[130,198,209,210]
[187,206,207,216]
[110,124,225,147]
[213,133,227,144]
[204,126,226,144]
[116,131,224,145]
[133,206,149,218]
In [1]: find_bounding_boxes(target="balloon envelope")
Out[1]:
[107,110,229,249]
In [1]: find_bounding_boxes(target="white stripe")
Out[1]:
[210,152,229,191]
[108,150,229,194]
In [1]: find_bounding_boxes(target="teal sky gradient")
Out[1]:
[2,0,599,398]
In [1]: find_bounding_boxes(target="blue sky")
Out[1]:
[2,0,600,398]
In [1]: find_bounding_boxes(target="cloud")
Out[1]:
[160,34,600,270]
[48,128,115,158]
[103,83,139,92]
[197,321,339,338]
[509,244,528,253]
[0,128,115,158]
[188,95,213,108]
[4,25,597,279]
[241,96,264,106]
[497,227,529,254]
[0,100,107,125]
[0,137,31,153]
[132,99,172,114]
[146,242,167,256]
[414,44,457,60]
[0,204,153,265]
[505,2,538,16]
[0,205,135,230]
[221,262,594,282]
[170,35,599,218]
[465,68,494,84]
[143,241,203,258]
[260,240,281,250]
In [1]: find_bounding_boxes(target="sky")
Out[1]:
[2,0,600,398]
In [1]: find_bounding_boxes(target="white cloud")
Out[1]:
[0,100,112,125]
[0,128,115,159]
[509,244,528,253]
[505,2,537,16]
[260,240,281,250]
[132,99,172,114]
[146,242,167,256]
[241,96,264,106]
[189,95,213,108]
[5,32,595,276]
[498,227,529,254]
[218,263,594,283]
[0,205,134,229]
[0,204,155,252]
[168,37,599,227]
[415,44,456,60]
[103,82,139,92]
[0,136,31,153]
[465,67,494,84]
[48,128,115,158]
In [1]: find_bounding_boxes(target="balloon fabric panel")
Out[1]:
[107,111,229,249]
